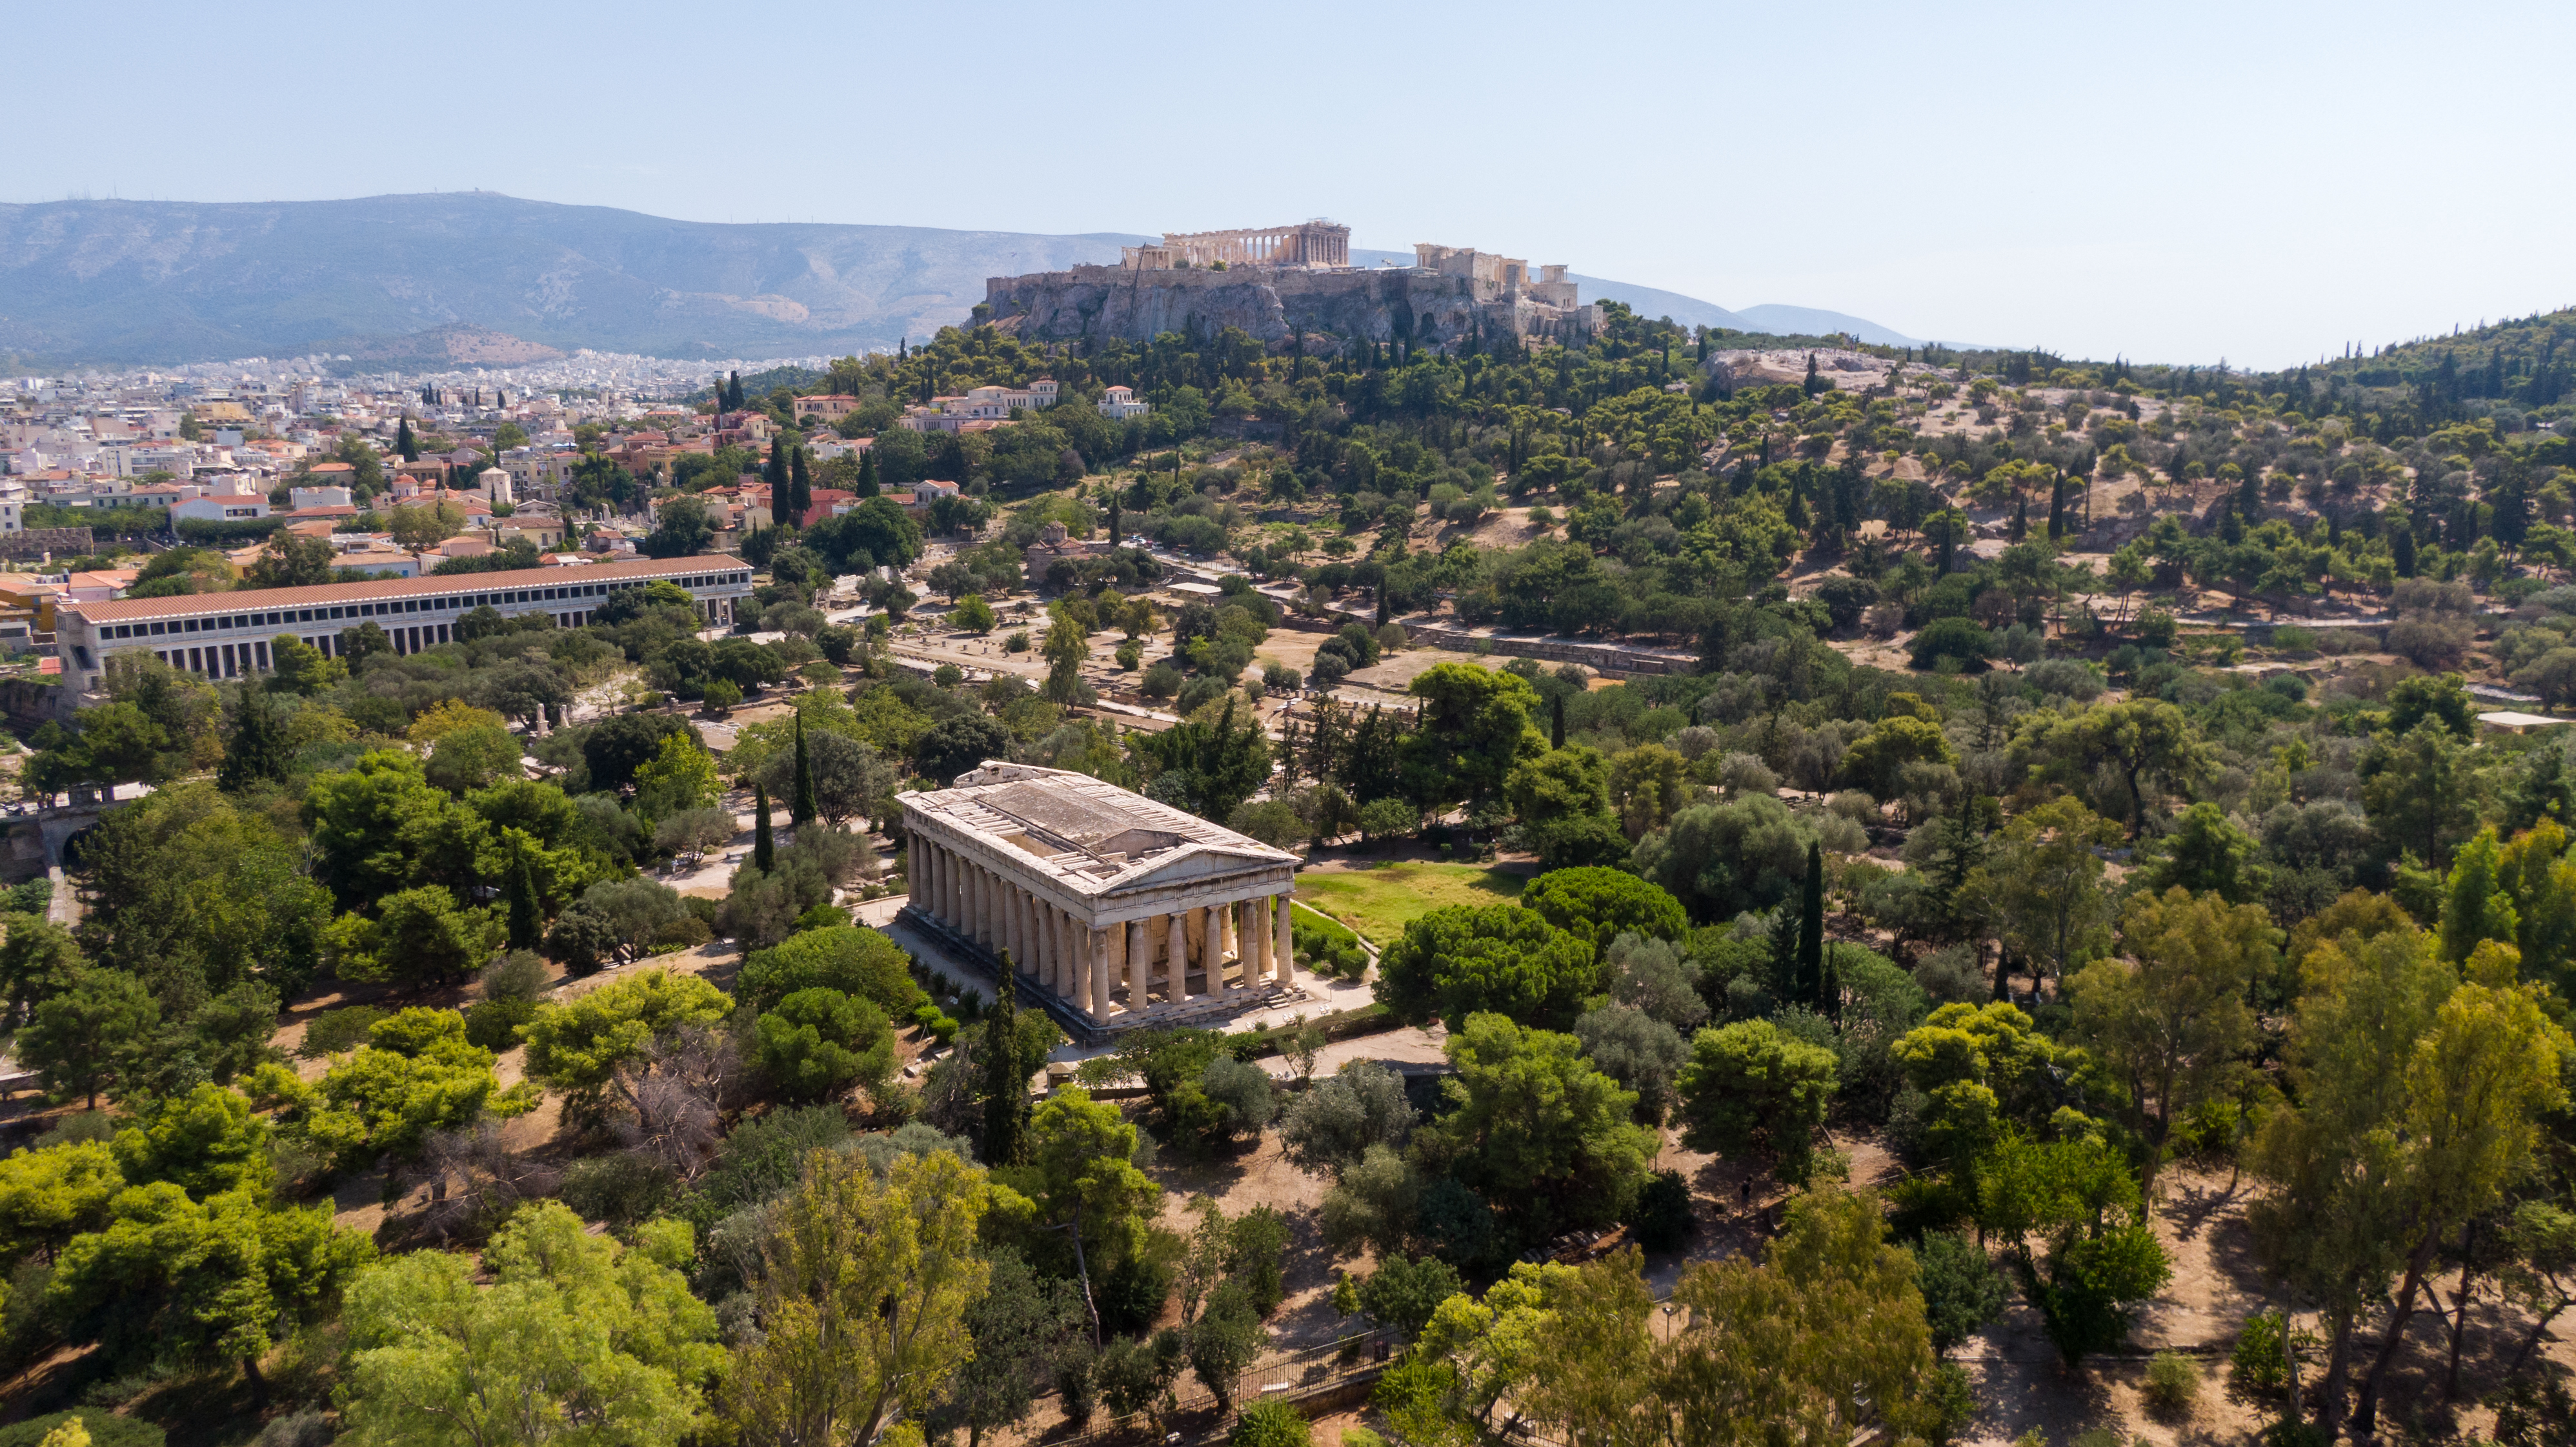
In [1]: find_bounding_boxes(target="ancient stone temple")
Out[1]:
[898,763,1303,1042]
[1122,221,1351,271]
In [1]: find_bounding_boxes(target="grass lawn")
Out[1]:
[1294,862,1526,944]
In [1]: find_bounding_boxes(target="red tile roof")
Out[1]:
[64,554,749,623]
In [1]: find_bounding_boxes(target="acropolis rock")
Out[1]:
[983,222,1600,355]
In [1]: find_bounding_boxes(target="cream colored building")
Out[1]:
[900,763,1303,1040]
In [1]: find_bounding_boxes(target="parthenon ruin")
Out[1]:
[898,763,1305,1041]
[1123,220,1351,271]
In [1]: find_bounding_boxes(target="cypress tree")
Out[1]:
[2239,467,2260,520]
[396,417,418,463]
[789,446,812,524]
[2395,526,2417,578]
[765,440,788,494]
[2047,472,2066,541]
[1107,498,1122,547]
[2009,492,2028,542]
[854,449,879,498]
[1551,693,1565,750]
[754,785,776,872]
[792,715,819,825]
[1767,903,1801,1004]
[982,975,1029,1166]
[1796,842,1824,1006]
[216,693,290,793]
[505,848,542,950]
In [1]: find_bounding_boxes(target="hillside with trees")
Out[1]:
[6,299,2576,1447]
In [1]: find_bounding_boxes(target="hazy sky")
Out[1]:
[14,0,2568,369]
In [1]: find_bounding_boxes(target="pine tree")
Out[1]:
[792,715,819,826]
[754,785,776,872]
[981,975,1029,1166]
[1796,842,1824,1006]
[505,847,542,950]
[216,693,291,793]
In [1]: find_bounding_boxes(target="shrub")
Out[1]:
[1229,1400,1311,1447]
[1627,1168,1692,1251]
[0,1415,165,1447]
[2229,1311,2294,1398]
[297,1004,386,1058]
[464,996,538,1051]
[1910,616,1993,669]
[1115,640,1142,671]
[755,987,897,1102]
[1140,661,1185,700]
[1292,916,1370,980]
[560,1150,677,1225]
[2143,1350,2200,1414]
[483,949,548,1002]
[739,925,925,1016]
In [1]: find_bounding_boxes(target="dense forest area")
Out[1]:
[5,303,2576,1447]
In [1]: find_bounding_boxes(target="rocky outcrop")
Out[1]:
[984,265,1583,353]
[1702,347,1893,392]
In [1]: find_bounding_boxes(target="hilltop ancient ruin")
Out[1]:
[983,221,1600,355]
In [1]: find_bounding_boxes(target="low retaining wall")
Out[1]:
[1405,627,1698,676]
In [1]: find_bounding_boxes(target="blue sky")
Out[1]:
[12,0,2568,369]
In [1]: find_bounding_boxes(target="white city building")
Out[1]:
[52,553,753,703]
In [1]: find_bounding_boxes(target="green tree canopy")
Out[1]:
[1519,867,1687,960]
[1376,904,1598,1031]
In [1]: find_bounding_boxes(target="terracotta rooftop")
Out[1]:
[63,554,749,623]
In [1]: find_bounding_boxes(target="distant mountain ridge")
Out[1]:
[0,194,1931,366]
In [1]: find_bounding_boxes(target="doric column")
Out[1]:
[1253,895,1275,982]
[1056,907,1077,997]
[1167,911,1191,1004]
[1054,909,1074,1000]
[1043,903,1066,995]
[969,865,989,947]
[1129,919,1151,1011]
[1014,889,1036,976]
[981,862,994,948]
[1274,893,1296,987]
[1235,900,1258,991]
[925,844,945,926]
[980,866,1000,951]
[1088,927,1109,1021]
